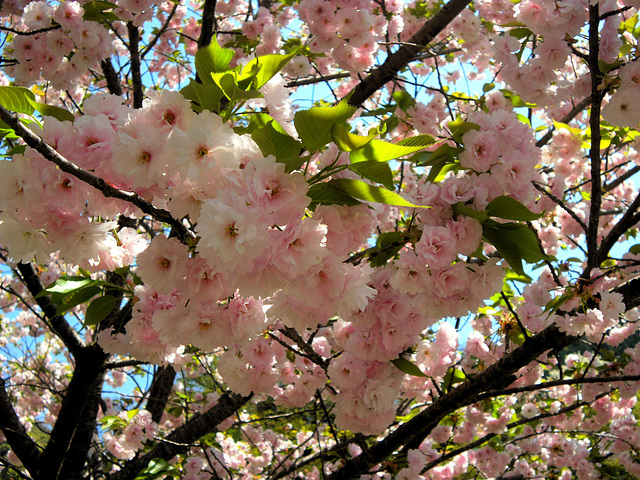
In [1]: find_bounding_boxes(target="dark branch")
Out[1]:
[586,3,604,272]
[101,59,123,96]
[423,390,610,473]
[127,22,143,109]
[598,192,640,261]
[346,0,472,107]
[327,324,576,480]
[141,4,178,59]
[0,105,195,243]
[57,372,106,480]
[535,96,591,148]
[146,366,176,423]
[109,392,251,480]
[0,377,43,478]
[198,0,218,48]
[16,262,85,356]
[39,344,109,480]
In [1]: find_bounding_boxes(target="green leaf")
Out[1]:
[349,137,433,163]
[99,415,127,431]
[500,89,536,108]
[392,357,427,377]
[179,78,224,113]
[483,82,495,93]
[327,178,425,208]
[508,26,532,39]
[245,114,304,172]
[0,86,36,115]
[331,124,377,151]
[628,244,640,255]
[134,459,176,480]
[482,220,550,278]
[391,90,416,112]
[442,367,467,393]
[448,117,481,144]
[412,144,461,166]
[427,162,457,183]
[348,161,394,190]
[212,72,263,102]
[360,105,396,116]
[452,202,489,224]
[294,101,356,152]
[599,59,624,74]
[543,291,573,314]
[195,37,235,79]
[395,134,437,148]
[241,51,298,89]
[85,295,118,326]
[56,284,101,315]
[377,231,404,249]
[27,98,74,123]
[37,276,95,297]
[82,0,120,22]
[380,115,399,136]
[486,196,542,221]
[306,183,362,209]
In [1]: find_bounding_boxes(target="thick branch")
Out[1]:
[329,273,640,479]
[476,374,640,403]
[0,377,43,478]
[197,0,218,48]
[100,59,123,96]
[16,262,85,356]
[598,191,640,261]
[613,276,640,311]
[586,3,603,272]
[38,344,108,480]
[327,324,575,480]
[56,372,106,480]
[109,392,251,480]
[0,106,194,243]
[145,366,176,424]
[604,164,640,192]
[127,22,143,109]
[423,390,610,473]
[346,0,472,107]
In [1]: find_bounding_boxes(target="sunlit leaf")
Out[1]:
[392,357,427,377]
[294,101,356,152]
[0,86,35,115]
[328,178,425,208]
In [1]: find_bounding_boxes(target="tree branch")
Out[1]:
[327,324,576,480]
[423,390,610,473]
[475,374,640,403]
[127,22,143,109]
[535,96,592,148]
[101,58,123,97]
[197,0,218,48]
[39,344,109,480]
[0,106,195,243]
[0,377,43,478]
[109,391,251,480]
[345,0,472,107]
[56,372,106,480]
[598,191,640,261]
[141,4,178,59]
[16,262,85,357]
[145,365,176,424]
[586,3,604,272]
